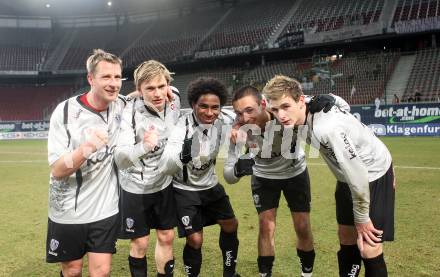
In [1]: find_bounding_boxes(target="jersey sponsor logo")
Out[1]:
[191,159,214,171]
[320,142,337,162]
[87,145,116,166]
[48,239,59,256]
[340,132,357,160]
[126,218,135,233]
[253,194,261,207]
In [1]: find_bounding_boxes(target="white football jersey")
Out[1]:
[114,94,180,194]
[306,105,392,224]
[223,95,349,184]
[223,115,306,184]
[159,110,234,191]
[47,94,127,224]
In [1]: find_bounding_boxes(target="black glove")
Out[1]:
[180,137,193,164]
[309,94,336,113]
[234,157,255,177]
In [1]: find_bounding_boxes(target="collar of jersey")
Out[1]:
[76,93,109,123]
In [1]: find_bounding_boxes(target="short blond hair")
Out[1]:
[263,75,303,102]
[134,60,173,90]
[86,49,122,75]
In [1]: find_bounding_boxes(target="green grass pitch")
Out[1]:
[0,137,439,276]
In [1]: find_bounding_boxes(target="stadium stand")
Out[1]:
[200,0,292,51]
[56,25,137,70]
[124,7,230,67]
[0,85,74,121]
[392,0,440,25]
[403,47,440,101]
[173,66,249,107]
[0,0,439,121]
[282,0,384,34]
[246,60,310,84]
[302,52,401,104]
[0,27,50,71]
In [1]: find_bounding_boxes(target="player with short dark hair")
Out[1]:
[115,60,180,277]
[46,49,125,277]
[224,85,348,277]
[263,75,395,277]
[159,77,240,277]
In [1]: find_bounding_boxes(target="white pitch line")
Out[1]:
[394,165,440,170]
[0,160,46,163]
[307,162,440,170]
[0,151,46,155]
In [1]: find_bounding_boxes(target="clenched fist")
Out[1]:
[143,125,159,152]
[81,128,109,158]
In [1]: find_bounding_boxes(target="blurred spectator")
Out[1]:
[415,90,422,102]
[392,94,400,104]
[375,97,381,110]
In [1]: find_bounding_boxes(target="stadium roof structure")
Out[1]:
[0,0,230,17]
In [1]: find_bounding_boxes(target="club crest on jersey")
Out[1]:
[170,102,176,110]
[248,142,258,149]
[126,218,135,232]
[48,239,59,256]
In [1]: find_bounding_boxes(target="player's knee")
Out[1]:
[63,267,82,277]
[360,243,383,259]
[62,261,83,277]
[131,236,149,254]
[294,220,311,239]
[220,218,238,233]
[157,229,175,246]
[187,233,203,249]
[90,263,111,277]
[259,217,276,236]
[338,226,357,245]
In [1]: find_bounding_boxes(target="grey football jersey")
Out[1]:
[47,94,126,224]
[114,95,180,194]
[307,106,392,224]
[159,110,234,191]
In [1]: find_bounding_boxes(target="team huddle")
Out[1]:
[46,49,395,277]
